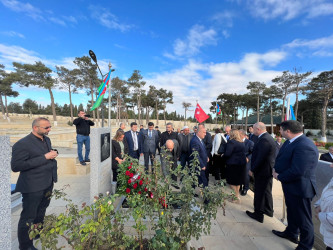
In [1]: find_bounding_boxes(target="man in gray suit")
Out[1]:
[142,122,159,173]
[160,139,180,189]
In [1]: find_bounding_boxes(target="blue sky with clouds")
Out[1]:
[1,0,333,114]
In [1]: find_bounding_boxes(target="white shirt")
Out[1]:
[329,152,333,160]
[314,177,333,248]
[289,133,303,144]
[132,130,138,150]
[211,133,227,156]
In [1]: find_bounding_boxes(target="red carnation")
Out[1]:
[130,162,133,166]
[149,192,154,199]
[126,188,130,194]
[129,173,134,178]
[137,175,141,180]
[133,183,138,189]
[128,179,132,184]
[144,187,148,192]
[138,191,142,194]
[128,166,132,170]
[125,171,130,176]
[139,180,143,186]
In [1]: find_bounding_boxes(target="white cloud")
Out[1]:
[88,5,132,32]
[147,51,286,114]
[166,25,218,59]
[1,31,25,38]
[212,11,235,27]
[0,0,43,20]
[244,0,333,21]
[49,17,66,26]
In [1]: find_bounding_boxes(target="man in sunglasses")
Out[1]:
[11,117,58,250]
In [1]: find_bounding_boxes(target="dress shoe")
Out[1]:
[272,230,299,244]
[246,211,264,223]
[263,211,273,217]
[85,159,90,162]
[80,161,86,166]
[240,189,248,196]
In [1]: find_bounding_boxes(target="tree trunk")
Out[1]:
[155,101,159,125]
[163,106,166,125]
[146,107,149,124]
[5,95,9,118]
[257,94,260,122]
[322,98,328,141]
[48,87,57,123]
[245,108,249,132]
[270,98,273,135]
[0,94,5,119]
[295,87,299,119]
[184,109,187,126]
[281,92,287,122]
[68,85,74,122]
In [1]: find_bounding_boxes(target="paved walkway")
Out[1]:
[11,171,298,250]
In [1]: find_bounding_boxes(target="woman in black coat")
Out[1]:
[224,129,246,203]
[112,130,129,181]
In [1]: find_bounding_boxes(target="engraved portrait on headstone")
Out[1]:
[101,133,110,162]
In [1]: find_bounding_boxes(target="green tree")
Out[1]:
[272,71,293,122]
[23,98,38,115]
[263,85,282,134]
[128,70,146,125]
[56,66,82,121]
[159,89,173,125]
[306,70,333,141]
[7,102,22,114]
[0,66,19,119]
[182,102,192,125]
[247,81,266,122]
[111,77,129,124]
[13,61,57,123]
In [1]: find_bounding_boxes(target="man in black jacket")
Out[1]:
[319,146,333,163]
[11,117,58,250]
[246,122,276,223]
[160,122,180,147]
[73,110,95,165]
[179,126,193,169]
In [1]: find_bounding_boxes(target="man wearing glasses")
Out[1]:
[11,117,58,250]
[73,110,95,165]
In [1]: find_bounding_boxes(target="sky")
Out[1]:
[1,0,333,116]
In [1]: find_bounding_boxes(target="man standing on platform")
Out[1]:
[142,122,159,173]
[246,122,276,223]
[125,122,143,160]
[73,110,95,165]
[11,117,58,250]
[272,120,318,250]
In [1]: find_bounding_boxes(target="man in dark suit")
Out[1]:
[239,129,254,196]
[160,122,180,147]
[160,139,180,189]
[248,125,258,144]
[272,120,318,250]
[124,122,143,160]
[178,126,193,169]
[11,117,58,250]
[189,126,209,189]
[246,122,276,223]
[319,146,333,163]
[199,124,213,183]
[142,122,159,173]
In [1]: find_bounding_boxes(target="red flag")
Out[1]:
[194,103,209,123]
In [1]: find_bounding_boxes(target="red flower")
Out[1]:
[130,162,133,166]
[126,188,130,194]
[137,175,141,180]
[125,171,130,176]
[129,173,134,178]
[139,180,143,186]
[144,187,148,192]
[149,191,154,199]
[138,191,142,195]
[128,179,132,184]
[133,183,138,189]
[128,166,132,170]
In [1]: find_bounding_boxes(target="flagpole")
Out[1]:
[108,62,112,127]
[215,100,218,126]
[286,96,290,121]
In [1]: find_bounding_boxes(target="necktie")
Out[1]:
[133,132,137,150]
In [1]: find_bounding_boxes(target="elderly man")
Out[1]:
[272,121,318,249]
[224,125,231,141]
[320,146,333,163]
[246,122,276,223]
[160,122,180,147]
[160,139,180,189]
[179,126,194,169]
[11,117,58,250]
[198,124,213,184]
[118,122,126,132]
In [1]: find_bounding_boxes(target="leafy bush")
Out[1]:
[67,120,73,126]
[305,131,313,137]
[325,142,333,149]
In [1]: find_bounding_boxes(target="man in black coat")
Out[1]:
[272,121,318,249]
[11,117,58,250]
[160,122,180,147]
[319,146,333,163]
[246,122,276,223]
[239,129,254,196]
[178,126,193,169]
[73,110,94,165]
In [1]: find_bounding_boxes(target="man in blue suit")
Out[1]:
[272,120,318,250]
[124,122,143,160]
[239,129,254,196]
[189,126,209,189]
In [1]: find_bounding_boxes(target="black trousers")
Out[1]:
[144,151,156,172]
[284,191,314,250]
[112,168,118,182]
[213,155,226,180]
[18,184,53,249]
[253,176,273,216]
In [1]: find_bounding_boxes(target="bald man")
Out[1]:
[246,122,276,223]
[160,139,180,189]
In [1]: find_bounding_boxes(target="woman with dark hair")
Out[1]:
[224,129,246,203]
[112,130,128,181]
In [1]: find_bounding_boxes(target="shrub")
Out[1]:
[305,131,313,137]
[325,142,333,149]
[67,120,73,126]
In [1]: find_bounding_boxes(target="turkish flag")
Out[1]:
[194,103,209,123]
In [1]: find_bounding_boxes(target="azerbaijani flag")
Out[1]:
[90,68,112,111]
[216,103,221,115]
[289,105,296,120]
